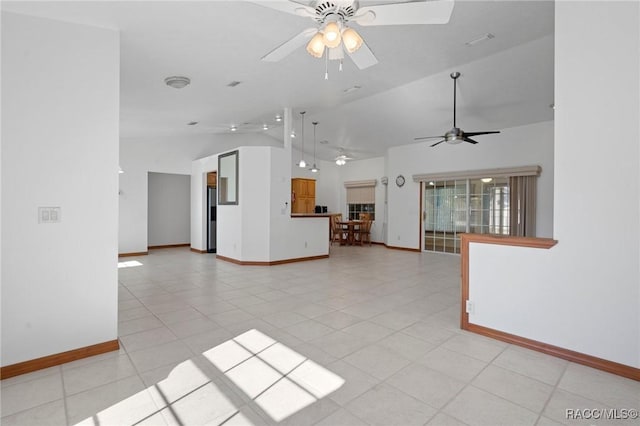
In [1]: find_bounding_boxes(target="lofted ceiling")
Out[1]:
[1,0,554,162]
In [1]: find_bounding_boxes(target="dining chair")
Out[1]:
[355,219,372,246]
[331,214,344,245]
[359,213,371,221]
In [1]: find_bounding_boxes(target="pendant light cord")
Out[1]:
[312,122,318,161]
[300,111,306,163]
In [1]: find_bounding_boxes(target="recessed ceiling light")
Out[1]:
[343,85,362,94]
[275,115,282,122]
[227,81,242,87]
[230,125,237,132]
[187,121,198,126]
[290,130,296,138]
[263,124,269,130]
[164,76,191,89]
[465,33,495,46]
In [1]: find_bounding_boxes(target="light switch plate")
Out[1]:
[39,207,61,223]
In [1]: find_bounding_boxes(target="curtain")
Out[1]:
[509,176,537,236]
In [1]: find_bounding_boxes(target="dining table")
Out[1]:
[337,220,362,245]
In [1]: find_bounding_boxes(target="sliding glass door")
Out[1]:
[424,180,467,254]
[424,178,509,254]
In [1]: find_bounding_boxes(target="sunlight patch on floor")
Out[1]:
[75,329,344,425]
[204,329,345,422]
[117,260,143,268]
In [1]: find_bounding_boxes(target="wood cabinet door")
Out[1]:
[291,179,306,197]
[306,179,316,197]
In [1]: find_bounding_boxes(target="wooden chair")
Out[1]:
[354,220,372,246]
[359,213,371,221]
[331,214,344,245]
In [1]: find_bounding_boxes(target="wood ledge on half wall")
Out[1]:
[460,233,558,249]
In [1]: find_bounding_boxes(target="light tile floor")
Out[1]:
[2,246,639,425]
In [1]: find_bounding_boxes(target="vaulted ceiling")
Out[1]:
[2,1,554,161]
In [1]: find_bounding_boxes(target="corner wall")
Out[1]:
[468,1,639,368]
[1,13,120,365]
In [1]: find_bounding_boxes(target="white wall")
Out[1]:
[1,13,119,365]
[121,132,279,254]
[148,172,190,246]
[337,157,387,243]
[119,169,148,254]
[469,1,639,368]
[387,120,554,249]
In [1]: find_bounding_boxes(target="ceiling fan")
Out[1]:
[250,0,455,72]
[334,149,354,165]
[415,72,501,147]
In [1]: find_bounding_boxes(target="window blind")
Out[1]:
[344,180,376,204]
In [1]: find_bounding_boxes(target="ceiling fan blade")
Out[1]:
[414,135,445,141]
[247,1,315,18]
[430,140,446,147]
[354,0,454,26]
[261,28,317,62]
[462,137,479,145]
[346,40,378,70]
[463,131,501,137]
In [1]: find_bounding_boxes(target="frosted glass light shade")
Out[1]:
[322,22,341,48]
[342,28,363,53]
[306,32,325,58]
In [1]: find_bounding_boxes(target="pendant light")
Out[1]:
[310,121,319,173]
[298,111,307,168]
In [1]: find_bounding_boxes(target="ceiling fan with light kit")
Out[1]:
[250,0,455,77]
[414,72,501,147]
[334,150,353,165]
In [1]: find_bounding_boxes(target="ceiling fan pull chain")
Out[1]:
[325,48,329,80]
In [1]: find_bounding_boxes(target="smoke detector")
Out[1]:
[164,76,191,89]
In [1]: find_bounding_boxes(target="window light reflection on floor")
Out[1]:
[76,360,240,425]
[203,329,345,422]
[75,329,344,425]
[117,260,143,268]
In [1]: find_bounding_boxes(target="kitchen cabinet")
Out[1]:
[291,178,316,214]
[207,172,217,188]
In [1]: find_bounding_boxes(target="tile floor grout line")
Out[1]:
[535,356,571,425]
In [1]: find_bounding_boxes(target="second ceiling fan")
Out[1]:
[251,0,455,71]
[415,72,501,147]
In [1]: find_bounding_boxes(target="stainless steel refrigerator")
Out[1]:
[207,187,216,253]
